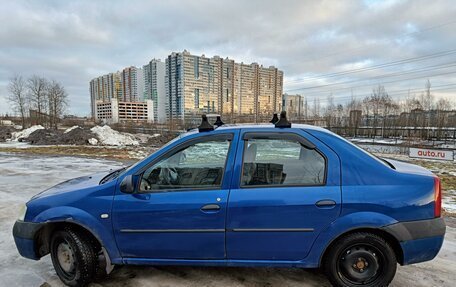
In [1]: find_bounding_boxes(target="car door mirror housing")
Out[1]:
[120,175,135,194]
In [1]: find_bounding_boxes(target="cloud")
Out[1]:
[1,0,455,115]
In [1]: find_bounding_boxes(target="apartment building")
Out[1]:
[165,50,283,123]
[89,72,123,119]
[143,59,166,123]
[90,66,153,123]
[121,66,143,102]
[283,93,306,120]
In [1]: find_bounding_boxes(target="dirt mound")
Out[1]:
[0,126,16,142]
[60,127,96,145]
[27,129,63,145]
[26,127,97,145]
[146,132,178,147]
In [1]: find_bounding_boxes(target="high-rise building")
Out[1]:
[165,50,283,123]
[283,93,306,120]
[90,66,151,123]
[121,66,143,102]
[143,59,166,123]
[89,71,123,119]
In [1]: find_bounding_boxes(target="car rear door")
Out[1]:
[226,128,341,261]
[112,131,239,260]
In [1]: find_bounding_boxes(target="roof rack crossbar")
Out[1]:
[198,115,214,132]
[214,116,225,127]
[274,111,291,128]
[269,113,279,124]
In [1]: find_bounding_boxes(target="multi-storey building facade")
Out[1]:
[90,66,153,124]
[121,66,143,102]
[283,93,306,120]
[165,50,283,123]
[89,72,123,119]
[143,59,166,123]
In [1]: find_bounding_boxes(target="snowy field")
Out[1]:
[1,152,456,286]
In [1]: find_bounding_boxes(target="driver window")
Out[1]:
[140,139,231,192]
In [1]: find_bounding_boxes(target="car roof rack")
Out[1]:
[269,113,278,124]
[275,111,291,128]
[198,114,214,132]
[214,116,225,127]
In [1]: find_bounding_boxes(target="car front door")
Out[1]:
[226,128,341,261]
[112,132,238,260]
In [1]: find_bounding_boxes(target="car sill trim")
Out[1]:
[228,228,314,232]
[120,229,225,233]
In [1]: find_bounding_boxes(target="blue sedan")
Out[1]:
[13,113,445,287]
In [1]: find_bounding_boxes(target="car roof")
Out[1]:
[184,123,332,135]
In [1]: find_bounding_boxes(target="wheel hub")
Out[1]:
[57,242,75,273]
[339,245,380,284]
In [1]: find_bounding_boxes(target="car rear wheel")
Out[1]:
[50,228,97,287]
[323,232,397,287]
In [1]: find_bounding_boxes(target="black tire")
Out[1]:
[323,232,397,287]
[50,228,97,287]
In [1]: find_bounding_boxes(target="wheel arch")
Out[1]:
[320,227,404,266]
[31,206,121,262]
[35,221,102,257]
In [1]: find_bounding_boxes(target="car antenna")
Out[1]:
[269,113,279,124]
[275,111,291,128]
[214,116,225,127]
[198,114,214,132]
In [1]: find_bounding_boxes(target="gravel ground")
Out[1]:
[0,152,455,287]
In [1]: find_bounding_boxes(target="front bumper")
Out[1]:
[382,217,446,265]
[12,220,44,260]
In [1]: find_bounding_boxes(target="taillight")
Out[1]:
[434,177,442,218]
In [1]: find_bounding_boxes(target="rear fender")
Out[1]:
[306,212,398,266]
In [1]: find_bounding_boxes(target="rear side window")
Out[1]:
[241,138,325,187]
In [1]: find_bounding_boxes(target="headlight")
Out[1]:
[17,204,27,221]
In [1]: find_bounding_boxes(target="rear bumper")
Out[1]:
[382,217,446,265]
[12,220,43,260]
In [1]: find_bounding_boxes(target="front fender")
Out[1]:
[306,212,398,267]
[33,206,120,261]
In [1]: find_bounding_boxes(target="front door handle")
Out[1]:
[201,204,221,212]
[315,200,336,208]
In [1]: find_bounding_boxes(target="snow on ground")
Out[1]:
[63,125,79,133]
[0,141,32,149]
[350,137,404,145]
[1,152,456,287]
[0,153,124,287]
[443,190,456,213]
[91,125,139,146]
[10,125,44,141]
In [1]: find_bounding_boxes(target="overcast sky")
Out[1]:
[1,0,455,116]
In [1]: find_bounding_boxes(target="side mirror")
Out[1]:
[120,175,135,194]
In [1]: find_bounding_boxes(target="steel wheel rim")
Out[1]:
[53,239,77,280]
[336,243,384,285]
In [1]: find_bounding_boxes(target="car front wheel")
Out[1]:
[324,232,397,287]
[50,228,97,287]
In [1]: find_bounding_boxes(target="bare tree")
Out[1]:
[324,93,335,128]
[47,81,68,129]
[7,75,29,128]
[420,79,434,112]
[27,75,48,125]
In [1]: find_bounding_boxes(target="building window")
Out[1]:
[226,89,229,102]
[194,89,200,109]
[194,56,199,79]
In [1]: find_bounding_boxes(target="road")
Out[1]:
[0,152,455,287]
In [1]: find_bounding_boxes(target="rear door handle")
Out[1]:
[315,200,336,208]
[201,204,221,212]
